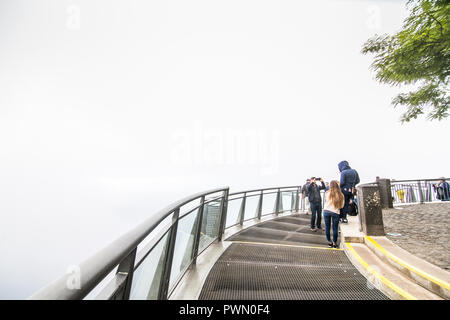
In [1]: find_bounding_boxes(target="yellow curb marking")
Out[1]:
[345,243,417,300]
[365,236,450,291]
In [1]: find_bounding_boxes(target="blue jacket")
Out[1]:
[338,161,360,190]
[434,182,450,200]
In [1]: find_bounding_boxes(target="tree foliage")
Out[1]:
[362,0,450,122]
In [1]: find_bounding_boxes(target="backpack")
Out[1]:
[348,201,358,216]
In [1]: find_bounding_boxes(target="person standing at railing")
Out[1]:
[302,179,311,215]
[338,160,360,224]
[307,177,326,231]
[397,189,405,203]
[323,180,345,248]
[433,178,450,201]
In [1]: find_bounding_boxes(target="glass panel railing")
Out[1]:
[179,198,201,217]
[198,200,222,253]
[281,191,294,212]
[243,195,259,221]
[225,198,242,228]
[129,231,170,300]
[261,192,277,216]
[169,210,199,289]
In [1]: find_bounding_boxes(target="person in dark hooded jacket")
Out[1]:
[433,178,450,201]
[307,177,326,231]
[338,160,360,223]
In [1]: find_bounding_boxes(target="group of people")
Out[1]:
[301,160,360,248]
[434,178,450,201]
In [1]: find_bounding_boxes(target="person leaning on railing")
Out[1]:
[433,178,450,201]
[323,180,345,248]
[397,189,405,203]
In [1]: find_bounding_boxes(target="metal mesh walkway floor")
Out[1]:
[226,213,338,247]
[198,214,388,300]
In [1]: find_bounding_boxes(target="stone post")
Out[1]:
[357,184,385,236]
[376,177,393,209]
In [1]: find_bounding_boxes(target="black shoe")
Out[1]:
[333,243,338,248]
[328,242,333,248]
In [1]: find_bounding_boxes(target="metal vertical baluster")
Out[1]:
[275,189,281,215]
[256,190,263,220]
[114,247,137,300]
[295,187,300,213]
[158,209,179,300]
[390,183,394,205]
[239,193,247,226]
[322,190,325,208]
[217,189,229,241]
[417,180,424,204]
[191,196,205,265]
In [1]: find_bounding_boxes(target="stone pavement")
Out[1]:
[382,202,450,271]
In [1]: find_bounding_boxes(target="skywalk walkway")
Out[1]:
[29,181,448,300]
[198,214,388,300]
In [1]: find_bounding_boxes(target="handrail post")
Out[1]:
[158,209,179,300]
[191,196,205,265]
[217,189,229,241]
[239,193,247,226]
[274,189,281,215]
[294,187,300,213]
[417,180,424,204]
[114,247,137,300]
[256,190,263,220]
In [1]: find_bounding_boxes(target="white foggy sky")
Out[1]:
[0,0,448,298]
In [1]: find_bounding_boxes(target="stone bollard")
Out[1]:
[376,178,393,209]
[357,184,385,236]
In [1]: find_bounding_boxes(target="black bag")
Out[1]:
[348,201,358,216]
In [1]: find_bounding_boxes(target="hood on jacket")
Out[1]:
[338,161,351,172]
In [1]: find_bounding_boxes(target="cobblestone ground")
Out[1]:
[382,202,450,271]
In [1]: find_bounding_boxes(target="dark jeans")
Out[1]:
[310,201,322,229]
[339,189,353,220]
[323,210,340,244]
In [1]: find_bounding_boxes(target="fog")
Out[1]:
[0,0,448,299]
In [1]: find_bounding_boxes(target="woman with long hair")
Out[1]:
[323,180,345,248]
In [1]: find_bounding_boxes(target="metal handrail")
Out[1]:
[228,185,301,196]
[29,184,305,300]
[29,187,228,300]
[389,178,449,204]
[390,178,448,183]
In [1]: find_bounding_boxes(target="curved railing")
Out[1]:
[29,185,304,300]
[390,178,449,204]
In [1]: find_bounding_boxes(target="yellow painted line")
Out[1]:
[231,240,343,251]
[365,236,450,291]
[345,243,417,300]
